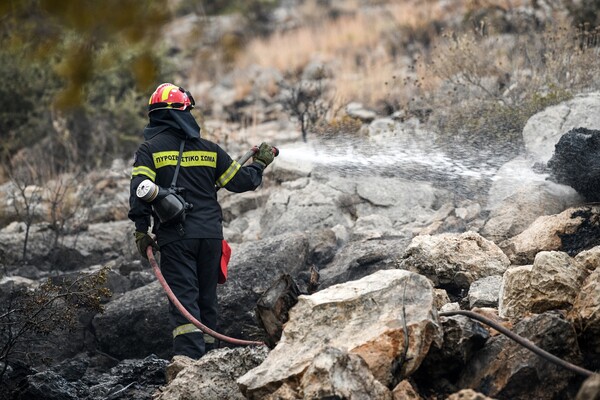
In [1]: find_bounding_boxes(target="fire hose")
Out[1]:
[145,145,279,347]
[439,310,597,377]
[147,246,265,347]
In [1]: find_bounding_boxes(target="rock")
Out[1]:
[300,346,392,399]
[307,228,338,267]
[392,380,423,400]
[523,92,600,164]
[415,315,489,395]
[346,102,377,122]
[255,274,301,348]
[499,251,588,319]
[576,374,600,400]
[485,156,549,210]
[468,275,503,309]
[156,347,268,400]
[237,270,442,399]
[446,389,496,400]
[569,268,600,356]
[51,357,89,382]
[15,370,80,400]
[459,312,583,400]
[219,190,270,223]
[501,205,600,265]
[86,355,168,400]
[92,281,171,360]
[165,355,195,383]
[318,236,410,289]
[398,231,510,294]
[481,181,582,243]
[547,127,600,201]
[217,232,310,340]
[574,246,600,272]
[434,288,452,310]
[258,182,351,237]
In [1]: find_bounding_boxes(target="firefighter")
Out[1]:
[128,83,274,359]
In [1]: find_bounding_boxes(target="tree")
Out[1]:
[279,71,333,142]
[0,1,175,175]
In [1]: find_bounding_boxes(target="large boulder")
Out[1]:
[155,347,268,400]
[569,267,600,356]
[458,312,583,400]
[258,181,353,237]
[299,347,392,400]
[318,236,411,289]
[501,205,600,265]
[499,251,589,319]
[398,231,510,294]
[92,281,171,360]
[547,127,600,201]
[237,270,442,399]
[523,92,600,164]
[217,232,311,341]
[481,181,582,243]
[414,314,489,394]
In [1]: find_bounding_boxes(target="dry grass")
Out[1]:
[234,0,535,111]
[236,0,455,108]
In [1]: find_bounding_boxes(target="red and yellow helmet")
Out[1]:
[148,83,195,114]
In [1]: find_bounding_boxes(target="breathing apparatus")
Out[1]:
[136,180,193,226]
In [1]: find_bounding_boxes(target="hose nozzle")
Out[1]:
[251,145,279,157]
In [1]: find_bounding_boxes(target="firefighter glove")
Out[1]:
[252,142,275,169]
[134,231,159,259]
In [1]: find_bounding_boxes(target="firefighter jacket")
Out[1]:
[128,128,263,246]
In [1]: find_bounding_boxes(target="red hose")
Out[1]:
[147,246,266,347]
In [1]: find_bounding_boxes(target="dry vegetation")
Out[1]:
[236,0,538,110]
[227,0,600,151]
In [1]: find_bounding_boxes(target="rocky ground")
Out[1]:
[1,89,600,399]
[2,1,600,398]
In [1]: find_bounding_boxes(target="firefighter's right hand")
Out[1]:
[134,231,159,259]
[252,142,275,168]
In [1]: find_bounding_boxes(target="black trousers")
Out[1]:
[159,238,221,359]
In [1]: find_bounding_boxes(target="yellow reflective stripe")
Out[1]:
[161,85,178,101]
[216,161,241,188]
[172,323,201,338]
[153,151,217,169]
[132,166,156,181]
[203,334,215,344]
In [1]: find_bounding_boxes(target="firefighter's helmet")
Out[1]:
[148,83,195,114]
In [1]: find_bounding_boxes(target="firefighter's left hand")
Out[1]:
[134,231,159,259]
[252,142,275,168]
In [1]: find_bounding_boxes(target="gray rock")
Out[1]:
[459,312,583,400]
[468,276,503,309]
[523,92,600,164]
[238,270,442,398]
[217,232,310,341]
[569,267,600,355]
[300,347,392,399]
[482,180,582,244]
[92,281,171,360]
[576,374,600,400]
[16,370,80,400]
[398,231,510,293]
[415,315,489,395]
[500,205,600,265]
[156,347,268,400]
[499,251,588,319]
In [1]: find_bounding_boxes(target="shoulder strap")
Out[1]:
[170,139,186,189]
